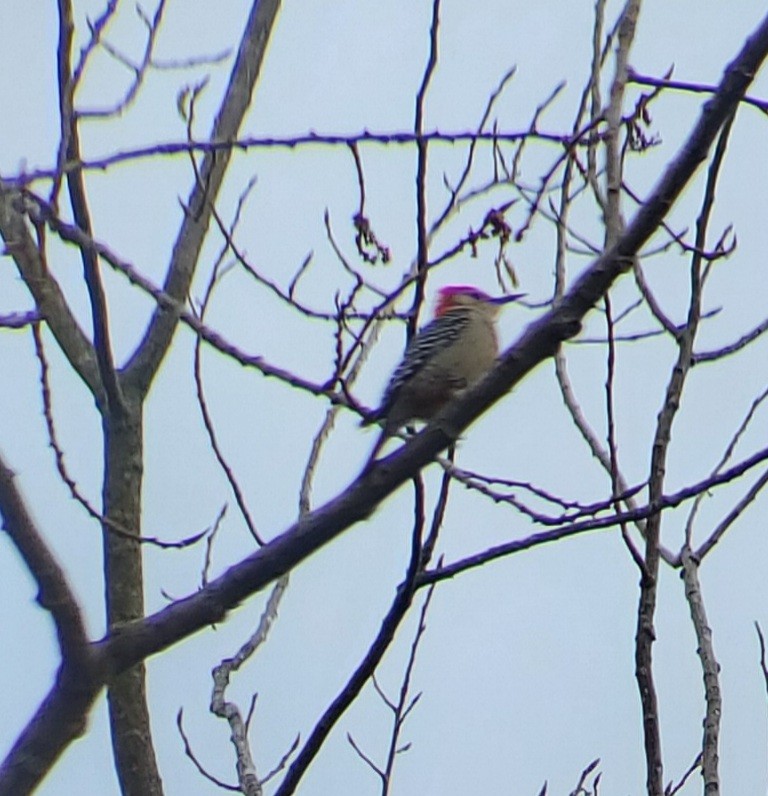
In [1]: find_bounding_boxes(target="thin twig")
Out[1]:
[33,322,208,549]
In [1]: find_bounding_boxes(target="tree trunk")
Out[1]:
[103,401,162,795]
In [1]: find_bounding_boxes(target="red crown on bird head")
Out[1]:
[434,285,524,317]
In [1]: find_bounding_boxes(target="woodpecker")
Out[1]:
[363,285,524,461]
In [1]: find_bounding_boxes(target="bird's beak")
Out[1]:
[491,292,526,306]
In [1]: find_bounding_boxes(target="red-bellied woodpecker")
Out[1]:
[363,285,524,460]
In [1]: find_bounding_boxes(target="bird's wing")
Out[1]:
[376,310,471,415]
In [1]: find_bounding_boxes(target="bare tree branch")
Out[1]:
[0,452,100,796]
[123,0,282,397]
[681,550,721,794]
[0,183,103,400]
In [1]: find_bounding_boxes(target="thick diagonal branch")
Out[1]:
[124,0,281,396]
[0,453,99,796]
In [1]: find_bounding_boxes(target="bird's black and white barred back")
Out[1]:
[367,309,473,427]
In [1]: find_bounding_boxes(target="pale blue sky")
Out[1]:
[2,2,768,794]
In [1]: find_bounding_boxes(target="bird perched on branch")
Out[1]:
[362,285,524,463]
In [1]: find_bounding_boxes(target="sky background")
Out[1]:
[2,1,768,794]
